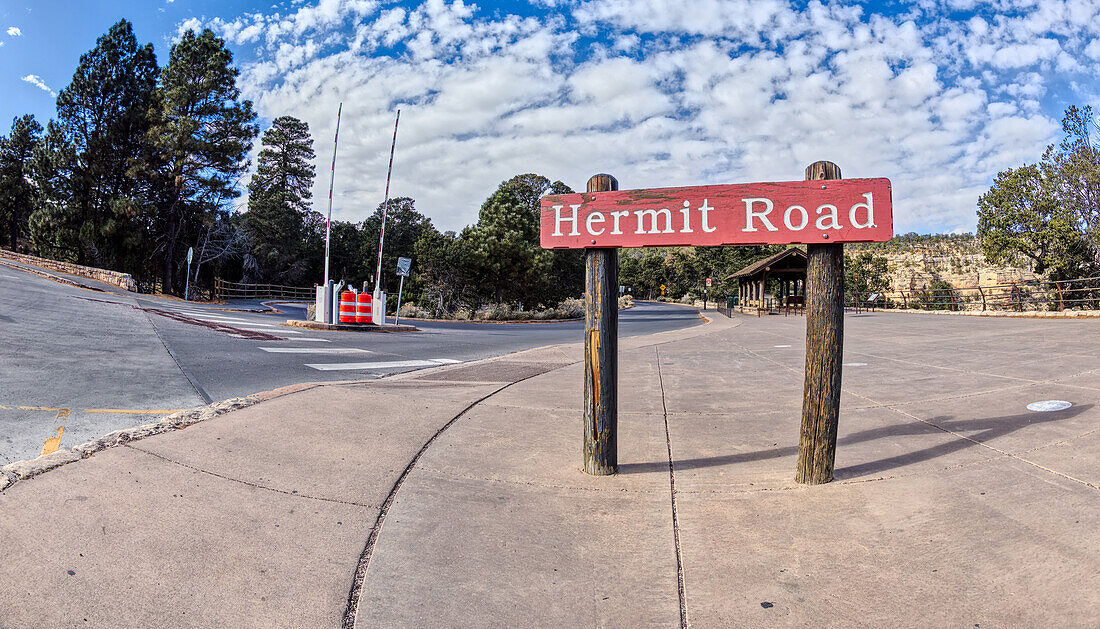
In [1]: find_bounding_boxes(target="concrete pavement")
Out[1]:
[1,309,1098,627]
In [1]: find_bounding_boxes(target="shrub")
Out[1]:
[399,302,431,318]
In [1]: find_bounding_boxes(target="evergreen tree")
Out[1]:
[977,163,1088,277]
[465,183,551,306]
[0,115,43,250]
[359,197,437,293]
[245,115,316,282]
[414,229,475,315]
[55,19,158,269]
[27,121,81,261]
[149,28,257,295]
[500,173,580,304]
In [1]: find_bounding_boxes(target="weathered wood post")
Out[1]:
[584,173,619,475]
[796,161,845,485]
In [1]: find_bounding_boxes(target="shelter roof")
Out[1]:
[727,247,807,280]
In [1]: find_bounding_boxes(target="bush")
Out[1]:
[399,302,431,318]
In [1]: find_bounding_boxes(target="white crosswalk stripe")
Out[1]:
[305,358,462,371]
[291,337,331,342]
[259,347,370,354]
[191,315,254,324]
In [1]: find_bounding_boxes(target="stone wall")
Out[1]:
[0,249,137,292]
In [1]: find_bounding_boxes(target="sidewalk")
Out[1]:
[1,310,1097,627]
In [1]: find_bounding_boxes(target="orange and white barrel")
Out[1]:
[338,290,358,323]
[356,292,373,323]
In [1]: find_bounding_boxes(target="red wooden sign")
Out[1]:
[540,178,892,249]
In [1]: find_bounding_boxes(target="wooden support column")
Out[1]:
[584,173,619,476]
[796,160,845,485]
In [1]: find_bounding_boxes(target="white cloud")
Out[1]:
[180,0,1100,235]
[6,26,21,36]
[21,74,55,97]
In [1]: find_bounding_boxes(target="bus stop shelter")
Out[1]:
[727,247,808,314]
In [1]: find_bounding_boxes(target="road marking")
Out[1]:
[259,347,371,354]
[292,337,331,342]
[40,408,71,455]
[305,358,462,371]
[192,315,256,324]
[1,405,188,415]
[83,408,190,414]
[238,327,302,334]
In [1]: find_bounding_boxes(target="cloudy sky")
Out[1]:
[2,0,1099,234]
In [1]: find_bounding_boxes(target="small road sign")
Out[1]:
[706,277,712,287]
[396,257,412,277]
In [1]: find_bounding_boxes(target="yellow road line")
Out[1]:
[82,408,188,414]
[2,405,188,415]
[0,405,188,456]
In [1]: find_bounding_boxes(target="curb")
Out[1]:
[284,320,420,332]
[0,397,258,494]
[0,303,723,492]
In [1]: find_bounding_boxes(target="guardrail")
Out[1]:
[214,278,315,301]
[847,276,1100,313]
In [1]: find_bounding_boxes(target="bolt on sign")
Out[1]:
[540,178,893,248]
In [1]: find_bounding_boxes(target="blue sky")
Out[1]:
[2,0,1099,234]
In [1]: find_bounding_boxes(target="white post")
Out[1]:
[373,109,401,300]
[321,103,341,296]
[395,275,405,326]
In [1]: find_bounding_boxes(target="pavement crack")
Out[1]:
[343,365,569,629]
[656,346,689,629]
[138,306,213,404]
[124,445,377,507]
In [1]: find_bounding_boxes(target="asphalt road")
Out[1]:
[0,261,701,464]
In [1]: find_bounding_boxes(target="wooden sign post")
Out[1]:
[542,166,892,479]
[584,174,619,475]
[796,161,845,484]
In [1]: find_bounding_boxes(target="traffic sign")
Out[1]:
[396,257,412,277]
[540,178,892,249]
[706,277,712,287]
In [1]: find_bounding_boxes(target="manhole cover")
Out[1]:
[1026,400,1072,412]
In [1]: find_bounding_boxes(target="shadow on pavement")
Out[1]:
[618,403,1090,479]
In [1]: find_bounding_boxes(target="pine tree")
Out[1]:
[149,28,257,295]
[359,197,436,292]
[55,18,158,269]
[245,116,315,282]
[0,115,43,250]
[465,183,551,306]
[27,121,81,261]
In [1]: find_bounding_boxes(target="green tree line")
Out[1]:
[0,21,259,295]
[977,105,1100,280]
[5,18,898,311]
